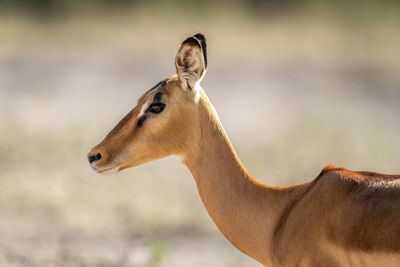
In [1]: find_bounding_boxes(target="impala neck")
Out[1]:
[182,91,293,265]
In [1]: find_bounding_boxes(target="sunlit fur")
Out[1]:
[88,34,400,266]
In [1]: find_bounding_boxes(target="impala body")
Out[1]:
[88,34,400,266]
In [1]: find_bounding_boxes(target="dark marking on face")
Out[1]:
[137,80,167,128]
[147,92,165,114]
[147,103,165,114]
[153,91,163,103]
[137,116,147,128]
[150,79,167,91]
[139,79,168,103]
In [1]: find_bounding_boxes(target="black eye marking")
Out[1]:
[139,79,168,103]
[149,79,167,91]
[146,91,165,114]
[147,103,165,114]
[137,116,147,128]
[153,91,163,103]
[137,86,166,128]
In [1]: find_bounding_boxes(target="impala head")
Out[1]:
[88,34,208,174]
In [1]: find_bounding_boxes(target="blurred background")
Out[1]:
[0,0,399,266]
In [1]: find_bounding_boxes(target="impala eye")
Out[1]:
[147,103,165,114]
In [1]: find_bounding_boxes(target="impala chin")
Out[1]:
[90,162,121,175]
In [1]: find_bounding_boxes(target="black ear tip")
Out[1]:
[194,33,206,42]
[193,33,207,68]
[180,33,208,68]
[182,37,201,48]
[194,33,206,49]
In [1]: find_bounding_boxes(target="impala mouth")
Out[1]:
[90,162,121,175]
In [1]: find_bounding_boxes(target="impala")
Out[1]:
[88,34,400,266]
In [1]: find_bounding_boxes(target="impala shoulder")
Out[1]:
[318,164,345,177]
[312,165,360,192]
[319,165,400,185]
[316,164,357,183]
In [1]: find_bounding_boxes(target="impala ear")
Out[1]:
[175,33,207,91]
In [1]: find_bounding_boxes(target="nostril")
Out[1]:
[88,153,102,164]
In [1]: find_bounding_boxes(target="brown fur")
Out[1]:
[88,34,400,266]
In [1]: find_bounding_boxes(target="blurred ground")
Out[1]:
[0,5,400,267]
